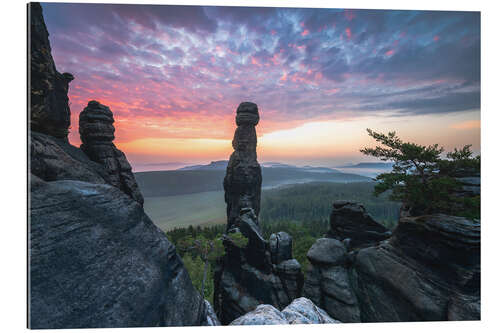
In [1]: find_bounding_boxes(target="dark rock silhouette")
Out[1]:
[327,200,392,249]
[304,201,480,322]
[223,102,262,231]
[29,2,73,138]
[79,100,144,205]
[214,103,303,324]
[28,3,210,328]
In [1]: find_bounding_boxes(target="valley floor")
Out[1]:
[143,191,226,231]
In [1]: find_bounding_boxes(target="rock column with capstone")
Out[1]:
[79,100,144,205]
[223,102,262,231]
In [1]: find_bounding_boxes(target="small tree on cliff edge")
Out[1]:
[361,129,480,218]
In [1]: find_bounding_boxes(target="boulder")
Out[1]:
[230,305,288,325]
[230,298,339,325]
[328,201,392,248]
[282,297,340,324]
[306,238,346,265]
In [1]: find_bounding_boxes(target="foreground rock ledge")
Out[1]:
[230,298,340,325]
[29,178,208,328]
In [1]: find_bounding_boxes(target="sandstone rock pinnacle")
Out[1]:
[79,100,144,205]
[223,102,262,231]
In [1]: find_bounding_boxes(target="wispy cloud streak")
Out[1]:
[41,3,480,146]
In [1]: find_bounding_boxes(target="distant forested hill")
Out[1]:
[135,168,369,197]
[339,162,394,168]
[260,181,401,229]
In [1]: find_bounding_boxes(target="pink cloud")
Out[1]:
[280,71,288,82]
[345,27,352,40]
[250,56,261,66]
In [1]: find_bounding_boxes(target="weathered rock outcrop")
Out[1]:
[29,2,73,138]
[214,103,303,324]
[29,3,210,328]
[223,102,262,231]
[304,238,360,323]
[230,298,340,325]
[79,100,144,205]
[304,201,480,322]
[213,206,304,324]
[353,214,480,322]
[327,200,392,249]
[30,178,208,328]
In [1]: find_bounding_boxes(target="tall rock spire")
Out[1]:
[214,103,303,324]
[223,102,262,231]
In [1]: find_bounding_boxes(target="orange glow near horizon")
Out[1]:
[109,110,480,169]
[450,120,481,130]
[117,137,232,161]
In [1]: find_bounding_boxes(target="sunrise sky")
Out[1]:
[41,3,480,170]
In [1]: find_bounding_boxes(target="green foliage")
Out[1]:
[439,145,481,176]
[170,227,249,303]
[227,231,249,248]
[260,181,400,228]
[181,254,214,302]
[361,129,480,218]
